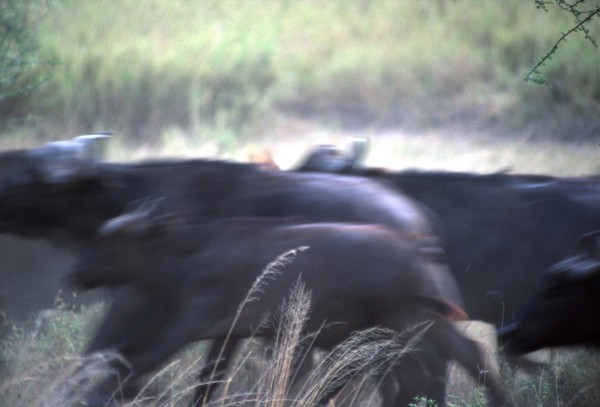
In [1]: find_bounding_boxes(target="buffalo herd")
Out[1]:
[0,136,599,406]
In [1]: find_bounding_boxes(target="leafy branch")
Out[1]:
[526,0,600,84]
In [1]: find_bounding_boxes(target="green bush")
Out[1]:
[0,0,50,128]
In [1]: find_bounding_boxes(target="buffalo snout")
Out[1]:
[498,321,536,356]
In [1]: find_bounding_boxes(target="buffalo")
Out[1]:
[0,138,463,403]
[0,151,436,244]
[293,143,600,328]
[498,230,600,354]
[68,201,513,407]
[0,148,70,323]
[0,135,112,322]
[0,146,86,326]
[0,137,117,380]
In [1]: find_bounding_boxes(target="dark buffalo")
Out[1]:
[68,202,512,407]
[294,143,600,327]
[0,236,75,323]
[0,157,435,244]
[0,148,76,325]
[498,230,600,354]
[0,136,111,325]
[0,142,455,306]
[0,141,462,403]
[0,149,61,322]
[0,233,74,323]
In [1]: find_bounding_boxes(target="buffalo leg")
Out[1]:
[86,318,194,405]
[192,337,239,406]
[81,295,178,405]
[390,342,447,407]
[426,318,514,407]
[85,288,159,353]
[72,289,157,406]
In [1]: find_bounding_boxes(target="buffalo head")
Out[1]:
[499,230,600,354]
[0,134,123,241]
[25,133,111,184]
[0,171,109,241]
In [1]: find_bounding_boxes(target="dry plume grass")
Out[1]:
[0,248,429,407]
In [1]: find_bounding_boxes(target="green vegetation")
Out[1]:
[0,0,50,128]
[3,0,599,147]
[527,0,600,85]
[0,303,106,406]
[503,349,600,407]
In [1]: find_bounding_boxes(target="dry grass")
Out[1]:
[0,249,428,407]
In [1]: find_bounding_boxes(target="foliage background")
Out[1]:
[2,0,599,146]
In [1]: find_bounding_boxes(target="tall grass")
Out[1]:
[1,246,599,407]
[3,297,599,406]
[0,255,425,407]
[8,0,600,145]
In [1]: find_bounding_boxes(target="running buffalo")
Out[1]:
[294,143,600,327]
[0,137,460,403]
[67,201,512,407]
[0,135,111,325]
[498,230,600,354]
[0,147,435,244]
[0,147,67,323]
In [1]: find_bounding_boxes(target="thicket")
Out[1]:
[4,0,600,144]
[2,296,599,406]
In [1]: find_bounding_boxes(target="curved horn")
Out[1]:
[99,197,165,237]
[73,132,112,161]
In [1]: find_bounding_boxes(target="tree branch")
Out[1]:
[526,1,600,84]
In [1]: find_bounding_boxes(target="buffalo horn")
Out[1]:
[99,197,165,237]
[26,132,112,184]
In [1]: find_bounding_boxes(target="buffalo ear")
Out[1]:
[126,196,165,220]
[131,196,182,230]
[555,230,600,281]
[573,230,600,258]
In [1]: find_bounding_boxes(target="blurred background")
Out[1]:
[1,0,599,172]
